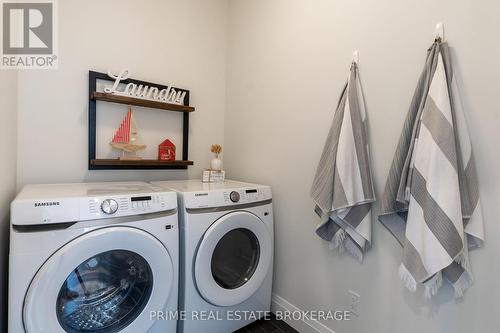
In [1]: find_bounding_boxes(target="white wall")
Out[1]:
[8,1,500,332]
[5,1,228,329]
[0,70,17,331]
[17,0,228,187]
[225,1,500,332]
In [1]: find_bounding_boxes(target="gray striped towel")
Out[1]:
[311,63,375,262]
[379,41,484,299]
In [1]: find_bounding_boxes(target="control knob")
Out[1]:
[101,199,119,215]
[229,191,240,203]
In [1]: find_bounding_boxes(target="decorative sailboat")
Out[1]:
[110,107,147,160]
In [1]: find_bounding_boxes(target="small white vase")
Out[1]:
[211,157,222,170]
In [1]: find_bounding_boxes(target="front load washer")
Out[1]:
[152,180,273,333]
[9,181,179,333]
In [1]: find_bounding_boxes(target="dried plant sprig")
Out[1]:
[211,144,222,157]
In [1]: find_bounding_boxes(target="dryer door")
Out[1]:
[194,211,272,306]
[23,227,174,333]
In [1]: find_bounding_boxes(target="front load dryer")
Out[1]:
[152,180,274,333]
[9,181,179,333]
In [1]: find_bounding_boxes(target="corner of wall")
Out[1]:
[0,68,18,332]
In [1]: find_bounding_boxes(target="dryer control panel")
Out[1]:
[183,186,272,209]
[222,188,269,204]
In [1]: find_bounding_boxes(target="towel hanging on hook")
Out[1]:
[378,40,484,300]
[310,57,375,262]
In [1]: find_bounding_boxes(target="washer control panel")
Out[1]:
[83,192,175,220]
[11,182,177,226]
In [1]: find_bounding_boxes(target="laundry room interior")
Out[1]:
[1,0,500,332]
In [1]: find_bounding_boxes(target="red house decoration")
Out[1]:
[158,139,176,161]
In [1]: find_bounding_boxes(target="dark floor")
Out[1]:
[235,314,299,333]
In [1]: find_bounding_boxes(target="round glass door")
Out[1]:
[56,250,153,333]
[211,228,260,289]
[194,211,272,306]
[23,227,174,333]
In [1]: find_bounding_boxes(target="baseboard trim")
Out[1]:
[271,294,337,333]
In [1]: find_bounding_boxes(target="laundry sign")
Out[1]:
[104,69,186,105]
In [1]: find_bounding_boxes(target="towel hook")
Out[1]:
[435,22,444,42]
[352,50,359,65]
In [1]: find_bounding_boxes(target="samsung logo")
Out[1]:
[34,202,60,207]
[195,193,208,197]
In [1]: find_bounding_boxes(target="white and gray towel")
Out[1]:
[379,41,484,298]
[311,63,375,262]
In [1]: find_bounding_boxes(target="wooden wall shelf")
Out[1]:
[90,159,194,170]
[88,71,194,170]
[91,92,195,113]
